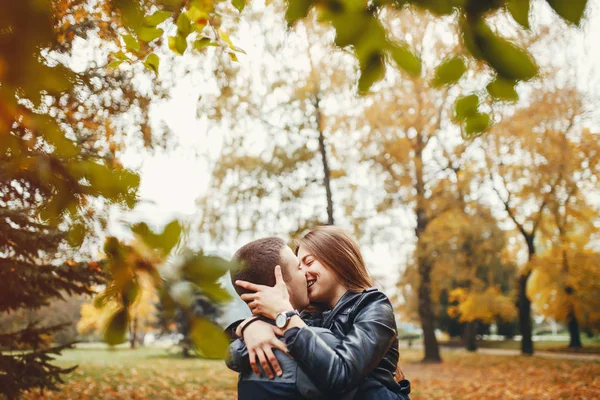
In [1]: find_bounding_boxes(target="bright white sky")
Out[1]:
[108,1,600,321]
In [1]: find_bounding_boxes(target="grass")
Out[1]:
[21,345,600,399]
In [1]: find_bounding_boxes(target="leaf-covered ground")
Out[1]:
[23,346,600,399]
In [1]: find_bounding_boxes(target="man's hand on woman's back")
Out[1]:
[240,320,287,379]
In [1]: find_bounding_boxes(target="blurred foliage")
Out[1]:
[0,1,228,395]
[89,221,235,358]
[0,3,141,397]
[77,274,158,348]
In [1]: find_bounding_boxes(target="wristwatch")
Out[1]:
[275,310,300,329]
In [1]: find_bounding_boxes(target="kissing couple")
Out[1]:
[225,225,411,399]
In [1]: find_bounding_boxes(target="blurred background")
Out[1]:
[1,0,599,398]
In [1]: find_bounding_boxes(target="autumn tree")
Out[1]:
[421,200,518,351]
[482,76,595,353]
[526,115,600,348]
[353,7,469,362]
[198,5,359,240]
[77,274,159,349]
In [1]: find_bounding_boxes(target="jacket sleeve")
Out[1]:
[223,319,244,343]
[225,338,250,372]
[285,291,397,394]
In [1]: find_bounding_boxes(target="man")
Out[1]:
[226,237,346,399]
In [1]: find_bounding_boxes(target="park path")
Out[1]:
[401,343,600,362]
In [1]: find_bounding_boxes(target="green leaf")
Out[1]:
[193,37,217,50]
[328,11,368,48]
[486,77,518,101]
[190,318,229,359]
[143,10,172,27]
[389,42,421,77]
[176,12,192,37]
[104,236,125,261]
[285,0,313,27]
[123,34,140,52]
[454,94,480,120]
[107,60,125,69]
[196,280,232,304]
[143,53,160,74]
[122,279,140,307]
[358,53,385,94]
[465,113,491,136]
[168,35,188,55]
[138,26,163,42]
[131,219,181,255]
[232,0,246,12]
[159,220,182,254]
[228,52,239,62]
[473,20,538,81]
[181,254,234,286]
[506,0,530,29]
[112,51,129,61]
[93,291,110,309]
[431,56,467,87]
[546,0,587,26]
[37,115,78,158]
[230,45,247,54]
[103,308,128,346]
[218,29,234,46]
[68,223,86,247]
[413,0,455,16]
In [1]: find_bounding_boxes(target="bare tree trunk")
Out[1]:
[518,272,533,355]
[414,137,441,363]
[315,99,334,225]
[418,259,442,362]
[567,311,582,348]
[561,248,582,349]
[129,316,138,349]
[464,320,477,352]
[416,219,441,362]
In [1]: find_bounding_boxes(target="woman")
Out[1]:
[235,226,410,399]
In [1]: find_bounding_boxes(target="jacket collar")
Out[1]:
[321,290,363,328]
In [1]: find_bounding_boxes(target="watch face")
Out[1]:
[275,313,286,328]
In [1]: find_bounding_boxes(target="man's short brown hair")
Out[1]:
[231,237,286,296]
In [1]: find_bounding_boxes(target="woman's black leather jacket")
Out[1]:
[284,288,405,396]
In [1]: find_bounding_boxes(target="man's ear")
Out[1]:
[274,265,284,285]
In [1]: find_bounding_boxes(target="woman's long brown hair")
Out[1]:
[296,225,405,382]
[295,225,373,292]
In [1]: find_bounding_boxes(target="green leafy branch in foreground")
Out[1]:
[94,220,236,359]
[284,0,589,136]
[108,0,590,137]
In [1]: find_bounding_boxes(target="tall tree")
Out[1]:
[355,8,466,363]
[198,5,357,240]
[483,82,590,354]
[527,114,600,348]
